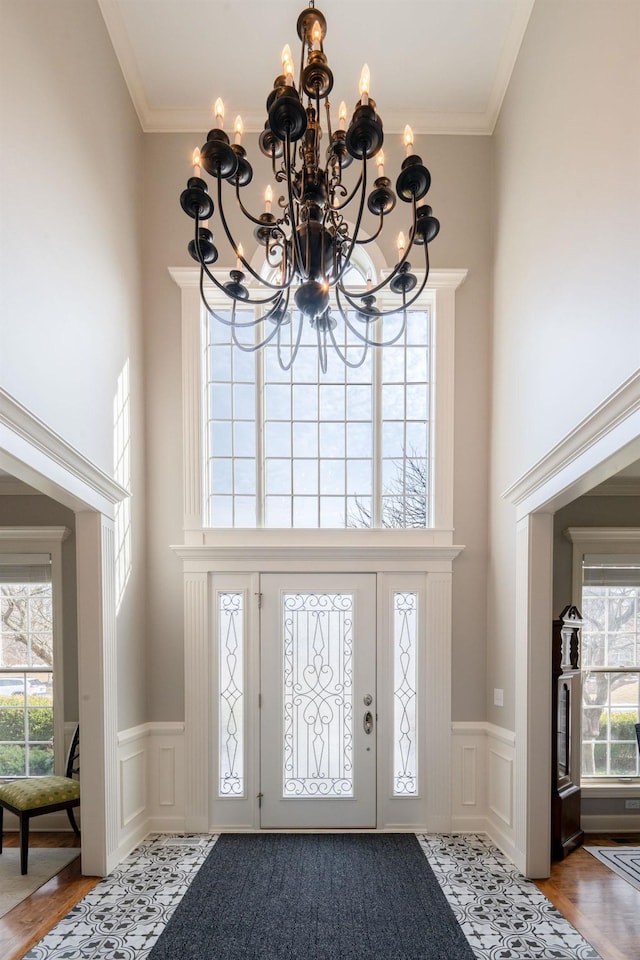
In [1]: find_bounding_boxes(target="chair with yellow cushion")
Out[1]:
[0,725,80,874]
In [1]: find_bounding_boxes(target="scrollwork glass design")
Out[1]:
[218,592,244,796]
[393,592,418,795]
[282,592,354,797]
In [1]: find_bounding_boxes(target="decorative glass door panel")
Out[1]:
[260,573,376,828]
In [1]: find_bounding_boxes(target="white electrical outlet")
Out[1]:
[624,798,640,809]
[493,688,504,707]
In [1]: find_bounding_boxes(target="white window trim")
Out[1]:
[169,265,466,548]
[169,263,467,833]
[565,526,640,788]
[0,526,70,776]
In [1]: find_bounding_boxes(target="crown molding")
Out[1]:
[99,0,534,136]
[0,388,129,512]
[564,527,640,545]
[484,0,535,134]
[97,0,151,132]
[502,369,640,515]
[138,106,498,136]
[0,526,71,543]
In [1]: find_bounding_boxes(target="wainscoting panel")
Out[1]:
[451,722,517,860]
[451,723,488,832]
[115,722,186,861]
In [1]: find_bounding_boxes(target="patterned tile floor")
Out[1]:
[23,833,601,960]
[418,834,600,960]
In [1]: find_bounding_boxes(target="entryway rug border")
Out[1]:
[585,844,640,891]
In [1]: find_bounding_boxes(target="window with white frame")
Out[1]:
[581,556,640,780]
[0,555,54,777]
[203,263,433,529]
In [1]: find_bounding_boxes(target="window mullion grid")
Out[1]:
[25,588,32,774]
[256,346,265,527]
[403,331,409,527]
[372,337,382,528]
[316,379,321,529]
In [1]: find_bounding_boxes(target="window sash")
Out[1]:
[203,307,433,529]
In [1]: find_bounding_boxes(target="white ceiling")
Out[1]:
[97,0,536,134]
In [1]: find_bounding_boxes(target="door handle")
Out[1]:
[363,710,374,735]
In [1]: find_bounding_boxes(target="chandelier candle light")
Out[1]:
[180,1,440,371]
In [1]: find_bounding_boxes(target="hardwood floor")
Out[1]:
[0,832,639,959]
[0,832,99,960]
[534,835,640,960]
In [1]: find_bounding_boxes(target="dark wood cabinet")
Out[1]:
[551,604,585,860]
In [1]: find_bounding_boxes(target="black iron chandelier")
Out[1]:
[180,1,439,371]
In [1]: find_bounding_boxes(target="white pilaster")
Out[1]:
[184,572,210,831]
[76,511,119,876]
[425,571,453,830]
[514,512,553,877]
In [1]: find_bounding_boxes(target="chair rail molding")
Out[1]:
[451,721,517,860]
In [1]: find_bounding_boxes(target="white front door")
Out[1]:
[259,573,377,828]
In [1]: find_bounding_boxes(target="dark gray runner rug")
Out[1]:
[148,833,476,960]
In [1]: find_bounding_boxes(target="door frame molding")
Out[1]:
[175,547,462,833]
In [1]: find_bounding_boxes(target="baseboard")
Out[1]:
[582,813,640,833]
[109,820,148,872]
[486,818,522,871]
[148,816,187,834]
[451,816,488,833]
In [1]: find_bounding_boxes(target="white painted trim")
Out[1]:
[501,372,640,878]
[582,814,640,833]
[183,573,210,833]
[76,512,119,877]
[503,369,640,519]
[0,526,70,543]
[582,783,640,798]
[513,513,553,878]
[483,0,535,134]
[450,721,517,862]
[0,528,71,775]
[565,527,640,545]
[172,542,464,569]
[170,265,466,539]
[0,388,129,516]
[93,0,533,142]
[96,0,150,132]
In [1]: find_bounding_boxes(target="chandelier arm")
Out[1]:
[231,317,284,352]
[332,155,368,286]
[276,310,305,372]
[199,268,284,326]
[338,208,419,300]
[355,212,384,245]
[233,181,278,229]
[328,172,363,212]
[334,287,410,348]
[327,320,370,369]
[337,252,430,320]
[284,129,308,278]
[214,178,285,293]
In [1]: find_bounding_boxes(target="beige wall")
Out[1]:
[488,0,640,728]
[0,0,147,730]
[142,129,493,722]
